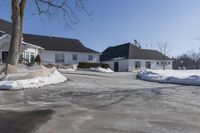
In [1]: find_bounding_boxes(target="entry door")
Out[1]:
[114,62,119,72]
[145,61,151,69]
[2,51,8,63]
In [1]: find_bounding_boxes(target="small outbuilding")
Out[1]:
[100,43,173,72]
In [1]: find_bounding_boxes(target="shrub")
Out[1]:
[101,63,109,68]
[78,62,110,69]
[35,54,41,65]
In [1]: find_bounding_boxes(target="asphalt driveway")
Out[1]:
[0,71,200,133]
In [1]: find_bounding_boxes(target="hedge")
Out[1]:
[78,62,110,69]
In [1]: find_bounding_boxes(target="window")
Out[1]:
[72,54,77,60]
[146,61,151,69]
[26,52,30,62]
[55,53,64,63]
[2,51,8,63]
[168,62,171,65]
[157,62,159,65]
[19,53,23,63]
[88,55,93,61]
[135,61,141,69]
[30,52,35,63]
[20,53,23,59]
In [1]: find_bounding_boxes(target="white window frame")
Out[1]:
[72,54,78,61]
[30,52,35,63]
[88,54,93,61]
[135,61,141,69]
[55,53,65,63]
[25,52,30,62]
[145,61,151,69]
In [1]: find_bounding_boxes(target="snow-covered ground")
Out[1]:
[137,69,200,85]
[85,67,114,73]
[0,69,67,90]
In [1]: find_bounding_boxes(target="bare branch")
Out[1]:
[33,0,91,30]
[157,42,172,70]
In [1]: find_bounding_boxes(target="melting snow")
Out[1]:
[0,69,67,90]
[87,67,114,73]
[137,69,200,86]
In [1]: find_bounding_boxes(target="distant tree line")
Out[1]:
[173,50,200,69]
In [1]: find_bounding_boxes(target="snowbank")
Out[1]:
[137,70,200,86]
[86,67,114,73]
[0,69,67,90]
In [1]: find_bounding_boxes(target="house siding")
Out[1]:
[102,59,129,72]
[39,50,100,64]
[128,59,173,71]
[102,59,173,72]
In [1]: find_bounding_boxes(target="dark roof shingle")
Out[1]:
[100,43,171,61]
[23,34,99,53]
[0,18,99,54]
[0,19,12,35]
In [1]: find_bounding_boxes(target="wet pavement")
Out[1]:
[0,71,200,133]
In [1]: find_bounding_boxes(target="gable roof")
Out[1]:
[100,43,171,61]
[0,18,99,54]
[23,34,99,53]
[0,19,12,35]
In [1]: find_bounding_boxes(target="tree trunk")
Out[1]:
[162,61,166,70]
[6,0,26,74]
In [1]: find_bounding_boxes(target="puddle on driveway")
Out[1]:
[0,109,54,133]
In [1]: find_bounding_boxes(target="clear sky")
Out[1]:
[1,0,200,57]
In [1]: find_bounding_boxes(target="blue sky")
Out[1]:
[1,0,200,57]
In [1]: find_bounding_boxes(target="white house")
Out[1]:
[23,34,100,65]
[0,33,43,64]
[0,19,44,64]
[100,43,173,72]
[0,18,100,65]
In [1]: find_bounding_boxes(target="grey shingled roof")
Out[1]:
[0,19,12,34]
[100,43,171,61]
[0,18,99,54]
[23,34,99,53]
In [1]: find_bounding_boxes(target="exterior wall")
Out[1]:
[0,35,40,64]
[21,48,39,62]
[102,59,129,72]
[0,48,39,64]
[128,59,173,71]
[102,59,173,72]
[39,50,100,64]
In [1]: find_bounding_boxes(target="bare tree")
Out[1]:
[187,50,200,69]
[157,42,171,70]
[6,0,90,74]
[133,39,141,48]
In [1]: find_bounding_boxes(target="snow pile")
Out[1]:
[137,70,200,85]
[0,69,67,90]
[87,67,114,73]
[58,68,76,73]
